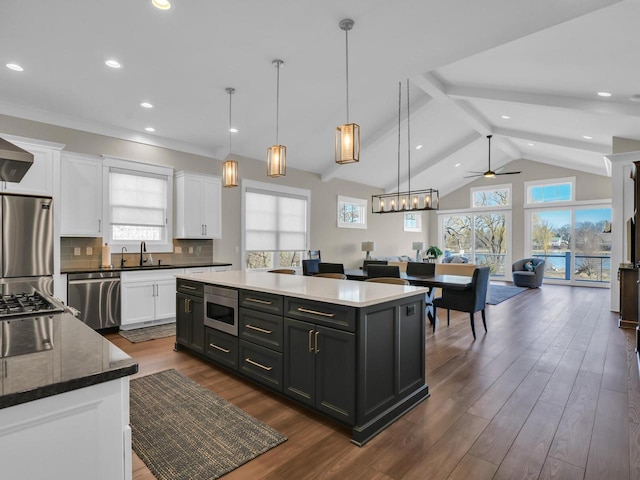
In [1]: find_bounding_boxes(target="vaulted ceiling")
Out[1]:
[1,0,637,195]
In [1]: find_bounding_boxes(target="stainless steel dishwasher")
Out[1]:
[67,271,121,329]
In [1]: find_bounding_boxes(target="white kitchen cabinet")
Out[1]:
[60,152,103,236]
[175,171,222,239]
[120,269,184,329]
[0,135,63,196]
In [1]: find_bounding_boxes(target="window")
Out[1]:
[404,212,422,232]
[243,180,310,271]
[525,177,574,205]
[471,184,511,208]
[337,196,367,229]
[103,158,173,252]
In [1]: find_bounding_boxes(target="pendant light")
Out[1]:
[267,59,286,177]
[222,87,238,188]
[335,18,360,165]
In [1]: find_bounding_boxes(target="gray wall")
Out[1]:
[0,114,428,269]
[427,158,612,262]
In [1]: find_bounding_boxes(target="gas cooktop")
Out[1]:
[0,292,64,318]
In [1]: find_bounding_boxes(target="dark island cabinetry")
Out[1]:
[618,264,638,328]
[176,280,205,353]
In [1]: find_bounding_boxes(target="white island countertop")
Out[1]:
[176,270,428,308]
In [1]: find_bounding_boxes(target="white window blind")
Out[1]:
[245,189,307,251]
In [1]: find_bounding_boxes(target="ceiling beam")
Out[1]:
[448,85,640,118]
[494,127,610,154]
[524,153,608,177]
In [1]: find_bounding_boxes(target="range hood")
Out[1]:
[0,137,34,183]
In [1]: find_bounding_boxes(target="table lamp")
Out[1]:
[412,241,424,262]
[361,241,375,260]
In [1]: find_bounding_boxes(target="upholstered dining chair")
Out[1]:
[318,262,345,274]
[308,250,321,261]
[314,273,347,279]
[432,266,490,339]
[366,265,401,279]
[406,261,435,276]
[268,268,296,274]
[302,259,320,276]
[362,259,388,274]
[365,277,409,285]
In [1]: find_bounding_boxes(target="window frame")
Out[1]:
[102,157,174,253]
[403,212,422,232]
[241,179,311,271]
[337,195,368,229]
[524,177,575,206]
[470,183,512,209]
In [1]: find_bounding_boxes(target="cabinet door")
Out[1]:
[2,143,55,196]
[155,279,178,321]
[202,175,222,238]
[176,293,191,347]
[183,175,205,237]
[61,154,103,236]
[190,296,204,353]
[315,325,355,424]
[121,282,155,325]
[283,318,315,408]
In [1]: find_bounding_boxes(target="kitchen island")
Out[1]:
[175,270,430,445]
[0,312,138,480]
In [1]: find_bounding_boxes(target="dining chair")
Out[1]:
[308,250,321,261]
[365,277,409,285]
[366,264,401,279]
[362,259,388,274]
[314,272,347,279]
[432,266,490,339]
[302,259,320,276]
[268,268,296,274]
[318,262,345,274]
[406,261,435,276]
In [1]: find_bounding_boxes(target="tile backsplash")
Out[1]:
[60,237,215,270]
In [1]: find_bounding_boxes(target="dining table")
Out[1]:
[343,269,473,326]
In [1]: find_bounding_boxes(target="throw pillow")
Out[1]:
[524,261,534,271]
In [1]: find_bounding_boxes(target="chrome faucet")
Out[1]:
[120,247,127,267]
[140,241,146,266]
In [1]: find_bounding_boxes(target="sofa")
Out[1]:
[441,255,470,264]
[512,258,545,288]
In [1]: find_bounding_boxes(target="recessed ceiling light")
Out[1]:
[501,115,510,119]
[229,127,238,133]
[415,144,423,150]
[527,143,534,147]
[145,127,156,132]
[583,135,593,140]
[105,59,122,69]
[152,0,171,10]
[454,163,461,167]
[140,102,153,109]
[597,92,612,97]
[6,63,23,72]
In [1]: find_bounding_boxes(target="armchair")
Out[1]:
[512,258,545,288]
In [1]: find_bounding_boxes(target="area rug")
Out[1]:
[130,369,287,480]
[118,324,175,343]
[487,284,528,305]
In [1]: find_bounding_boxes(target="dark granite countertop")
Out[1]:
[0,312,138,409]
[62,262,232,274]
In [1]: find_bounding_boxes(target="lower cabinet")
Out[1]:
[239,340,283,391]
[121,269,184,328]
[283,318,355,424]
[205,328,238,370]
[176,292,204,354]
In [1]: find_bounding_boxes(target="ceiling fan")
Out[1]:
[465,135,522,178]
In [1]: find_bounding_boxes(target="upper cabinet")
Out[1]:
[175,171,222,239]
[0,135,63,197]
[60,152,103,236]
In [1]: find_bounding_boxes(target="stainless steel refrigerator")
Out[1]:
[0,194,54,295]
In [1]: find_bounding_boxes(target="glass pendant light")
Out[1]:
[222,87,238,188]
[335,18,360,165]
[267,59,286,177]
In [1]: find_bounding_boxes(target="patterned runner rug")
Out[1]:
[118,324,175,343]
[130,369,287,480]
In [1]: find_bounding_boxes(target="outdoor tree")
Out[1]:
[532,215,555,254]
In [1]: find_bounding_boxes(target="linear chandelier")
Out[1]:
[372,80,439,214]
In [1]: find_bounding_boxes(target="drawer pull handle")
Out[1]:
[245,358,272,371]
[297,307,334,318]
[246,297,273,305]
[209,343,230,353]
[315,331,320,354]
[246,324,272,334]
[308,330,313,352]
[181,285,197,290]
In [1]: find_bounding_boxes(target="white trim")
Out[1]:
[523,198,611,210]
[102,156,173,177]
[0,132,65,151]
[337,195,368,229]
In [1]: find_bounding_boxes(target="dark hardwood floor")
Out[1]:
[105,283,640,479]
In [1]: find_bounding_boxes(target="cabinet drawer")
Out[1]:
[239,340,283,392]
[205,328,238,371]
[177,279,204,297]
[239,308,283,352]
[284,298,356,332]
[240,290,283,315]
